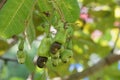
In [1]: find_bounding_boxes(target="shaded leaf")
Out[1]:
[26,19,36,44]
[25,53,36,72]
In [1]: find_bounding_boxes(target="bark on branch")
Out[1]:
[64,53,120,80]
[0,0,7,9]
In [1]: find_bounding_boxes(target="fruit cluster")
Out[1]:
[16,37,26,64]
[37,22,73,68]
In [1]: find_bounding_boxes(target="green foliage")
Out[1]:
[38,0,52,12]
[25,19,36,44]
[17,50,26,64]
[0,0,120,80]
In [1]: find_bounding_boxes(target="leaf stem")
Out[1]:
[111,28,120,53]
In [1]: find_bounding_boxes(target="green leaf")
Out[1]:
[59,0,80,22]
[0,39,9,56]
[26,19,36,44]
[24,52,36,72]
[37,0,52,12]
[0,0,34,39]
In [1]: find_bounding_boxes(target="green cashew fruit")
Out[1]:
[50,51,60,59]
[51,26,67,54]
[60,49,73,63]
[50,50,61,67]
[54,26,67,45]
[18,38,24,51]
[65,26,73,49]
[38,37,52,57]
[51,58,60,67]
[17,50,26,64]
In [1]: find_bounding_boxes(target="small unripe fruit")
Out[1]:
[18,38,24,51]
[54,26,67,45]
[51,58,59,67]
[38,37,52,57]
[17,50,26,64]
[60,49,73,63]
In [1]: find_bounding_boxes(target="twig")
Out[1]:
[0,0,7,9]
[111,28,120,53]
[0,56,17,62]
[64,53,120,80]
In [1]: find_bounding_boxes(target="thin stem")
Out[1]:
[0,0,7,9]
[111,28,120,53]
[0,57,17,62]
[64,54,120,80]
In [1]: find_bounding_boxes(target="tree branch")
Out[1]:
[0,56,17,62]
[0,0,7,9]
[64,53,120,80]
[111,28,120,53]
